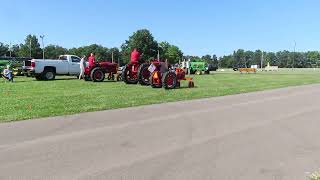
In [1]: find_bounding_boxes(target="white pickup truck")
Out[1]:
[30,55,82,80]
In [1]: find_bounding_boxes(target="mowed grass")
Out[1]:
[1,69,320,122]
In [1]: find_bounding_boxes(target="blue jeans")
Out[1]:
[5,72,13,82]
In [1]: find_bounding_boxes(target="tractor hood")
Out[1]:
[99,61,118,67]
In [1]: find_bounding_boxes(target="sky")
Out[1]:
[0,0,319,56]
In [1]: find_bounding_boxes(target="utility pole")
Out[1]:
[112,51,114,63]
[9,42,12,58]
[292,40,296,70]
[29,39,32,59]
[261,51,264,70]
[40,35,45,59]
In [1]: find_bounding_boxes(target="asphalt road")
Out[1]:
[1,84,320,180]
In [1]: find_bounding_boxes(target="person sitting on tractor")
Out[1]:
[130,48,141,64]
[159,59,169,73]
[3,65,14,82]
[88,53,95,67]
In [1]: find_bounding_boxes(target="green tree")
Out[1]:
[69,44,108,61]
[265,52,277,66]
[106,47,122,63]
[11,44,20,57]
[121,29,158,63]
[219,55,234,68]
[45,45,68,59]
[0,42,9,56]
[201,55,212,64]
[233,49,245,67]
[18,34,42,58]
[212,55,218,67]
[276,51,291,68]
[253,50,263,67]
[244,51,254,67]
[159,41,183,64]
[306,51,320,67]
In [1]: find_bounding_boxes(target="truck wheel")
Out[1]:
[26,71,31,77]
[42,68,56,80]
[138,63,151,86]
[150,71,162,88]
[91,68,105,82]
[122,64,138,84]
[195,70,202,75]
[162,71,177,89]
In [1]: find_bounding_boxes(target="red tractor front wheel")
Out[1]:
[162,71,177,89]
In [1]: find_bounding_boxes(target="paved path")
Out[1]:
[1,85,320,180]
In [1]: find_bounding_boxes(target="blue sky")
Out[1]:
[0,0,319,56]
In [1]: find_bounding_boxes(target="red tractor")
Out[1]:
[83,61,120,82]
[122,61,150,85]
[149,63,195,89]
[122,49,154,85]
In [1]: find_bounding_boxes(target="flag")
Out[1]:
[148,64,156,73]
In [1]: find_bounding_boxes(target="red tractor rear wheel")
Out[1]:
[138,63,151,86]
[91,68,105,82]
[162,71,177,89]
[122,64,139,84]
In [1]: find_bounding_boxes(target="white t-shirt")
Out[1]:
[3,69,11,76]
[186,60,190,68]
[80,58,86,69]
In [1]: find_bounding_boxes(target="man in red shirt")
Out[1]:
[130,49,141,64]
[88,53,95,67]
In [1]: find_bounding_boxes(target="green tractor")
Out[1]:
[190,61,207,75]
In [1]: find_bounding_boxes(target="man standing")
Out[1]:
[187,59,191,75]
[88,53,95,67]
[79,55,86,80]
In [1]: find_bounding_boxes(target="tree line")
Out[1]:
[219,49,320,68]
[1,29,320,68]
[0,29,183,65]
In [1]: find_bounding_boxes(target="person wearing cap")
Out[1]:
[3,65,13,82]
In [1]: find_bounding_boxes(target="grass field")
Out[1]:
[1,69,320,122]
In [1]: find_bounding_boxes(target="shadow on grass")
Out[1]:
[1,80,30,83]
[53,78,79,81]
[87,80,123,83]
